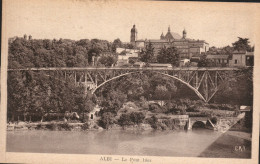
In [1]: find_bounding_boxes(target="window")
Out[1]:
[235,59,238,64]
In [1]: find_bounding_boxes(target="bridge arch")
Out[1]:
[91,70,207,102]
[191,121,207,129]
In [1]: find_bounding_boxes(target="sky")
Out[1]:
[4,0,258,47]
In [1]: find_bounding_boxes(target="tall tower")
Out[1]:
[130,24,137,44]
[160,32,165,40]
[183,29,187,39]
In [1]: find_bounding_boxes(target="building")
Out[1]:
[89,105,101,120]
[229,51,254,67]
[206,55,229,66]
[116,48,140,66]
[179,59,190,67]
[131,25,209,59]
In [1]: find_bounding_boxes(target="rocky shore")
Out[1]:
[7,121,156,131]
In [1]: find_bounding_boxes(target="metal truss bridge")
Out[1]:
[8,67,239,103]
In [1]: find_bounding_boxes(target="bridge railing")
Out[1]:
[7,67,240,71]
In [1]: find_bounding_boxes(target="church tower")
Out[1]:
[130,24,137,44]
[160,32,165,40]
[183,29,187,39]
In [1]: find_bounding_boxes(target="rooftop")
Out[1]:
[206,55,229,59]
[169,32,182,40]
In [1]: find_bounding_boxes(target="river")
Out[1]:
[6,129,251,158]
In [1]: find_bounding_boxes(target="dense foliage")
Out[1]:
[8,37,118,69]
[157,46,180,66]
[7,37,253,126]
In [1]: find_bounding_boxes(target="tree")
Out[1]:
[123,43,134,49]
[118,113,133,128]
[197,55,215,67]
[157,46,180,66]
[154,85,170,106]
[100,90,127,114]
[112,38,123,52]
[140,42,155,63]
[99,112,115,129]
[232,37,252,52]
[97,56,116,67]
[212,67,253,105]
[130,112,145,125]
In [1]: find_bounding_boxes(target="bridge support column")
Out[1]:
[187,118,192,130]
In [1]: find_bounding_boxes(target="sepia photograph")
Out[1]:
[1,0,260,163]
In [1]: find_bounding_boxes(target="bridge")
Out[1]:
[187,117,215,130]
[8,67,239,102]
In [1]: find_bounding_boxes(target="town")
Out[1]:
[3,0,258,159]
[7,24,253,133]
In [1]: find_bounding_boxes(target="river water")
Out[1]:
[6,129,251,158]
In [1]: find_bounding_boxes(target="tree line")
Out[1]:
[8,37,133,69]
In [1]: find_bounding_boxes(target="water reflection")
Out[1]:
[6,129,251,158]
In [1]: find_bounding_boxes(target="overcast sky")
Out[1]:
[5,0,257,47]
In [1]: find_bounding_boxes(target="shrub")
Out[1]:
[46,123,58,130]
[162,119,175,130]
[81,123,89,131]
[207,104,219,109]
[68,119,80,123]
[130,112,145,125]
[149,103,162,113]
[98,112,114,129]
[58,122,72,131]
[147,115,158,129]
[118,113,133,128]
[210,117,218,125]
[80,113,89,123]
[36,123,44,130]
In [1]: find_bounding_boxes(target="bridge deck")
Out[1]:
[8,67,240,71]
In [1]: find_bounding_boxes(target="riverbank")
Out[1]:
[7,121,155,131]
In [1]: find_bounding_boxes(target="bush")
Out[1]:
[98,112,114,129]
[46,123,58,130]
[68,119,80,123]
[206,104,219,109]
[36,123,44,130]
[162,119,175,130]
[147,115,158,129]
[130,112,145,125]
[210,117,218,125]
[80,113,89,123]
[118,113,133,128]
[58,122,72,131]
[81,123,89,130]
[149,103,162,113]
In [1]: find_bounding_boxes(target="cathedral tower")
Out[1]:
[130,25,137,44]
[183,29,187,39]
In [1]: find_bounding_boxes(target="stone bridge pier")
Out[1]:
[187,117,212,130]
